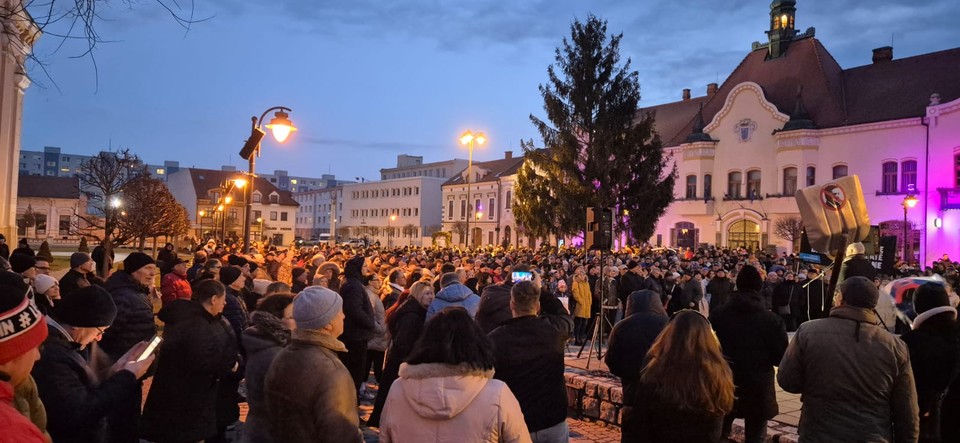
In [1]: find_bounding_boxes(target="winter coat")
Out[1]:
[0,243,8,260]
[0,380,46,443]
[339,276,376,344]
[379,362,532,443]
[488,294,572,432]
[706,277,734,311]
[621,379,724,443]
[841,255,878,282]
[772,280,803,315]
[264,329,362,443]
[223,286,249,353]
[159,271,192,306]
[642,276,663,298]
[241,311,291,443]
[709,290,788,420]
[58,269,100,298]
[619,272,645,305]
[426,283,480,322]
[141,300,238,442]
[778,305,919,443]
[899,308,960,440]
[477,283,514,334]
[605,290,669,395]
[661,282,682,312]
[382,284,402,311]
[366,287,388,352]
[13,375,50,441]
[32,321,140,443]
[369,299,428,427]
[100,271,157,362]
[571,279,592,319]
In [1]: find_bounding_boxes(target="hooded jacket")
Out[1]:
[426,283,480,322]
[160,271,192,306]
[339,256,376,343]
[379,363,531,443]
[100,271,157,362]
[241,311,291,443]
[778,305,919,443]
[605,290,669,395]
[899,307,960,439]
[141,300,237,442]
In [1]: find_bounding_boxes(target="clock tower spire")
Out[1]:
[766,0,797,58]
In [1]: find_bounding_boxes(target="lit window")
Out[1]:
[156,168,165,175]
[291,179,297,184]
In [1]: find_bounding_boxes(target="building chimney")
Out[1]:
[682,89,691,101]
[707,83,718,96]
[872,46,893,64]
[505,150,513,159]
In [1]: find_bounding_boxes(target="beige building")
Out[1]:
[441,152,524,248]
[16,175,87,245]
[0,5,39,243]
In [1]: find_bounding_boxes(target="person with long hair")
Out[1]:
[378,307,530,442]
[621,310,734,443]
[240,293,296,443]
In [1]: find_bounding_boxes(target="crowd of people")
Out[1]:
[1,232,959,442]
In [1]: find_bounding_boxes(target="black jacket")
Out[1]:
[619,272,645,305]
[100,271,157,361]
[476,282,514,334]
[842,255,877,281]
[709,290,788,419]
[59,269,103,299]
[32,322,140,443]
[706,277,734,311]
[605,291,669,394]
[223,286,249,355]
[241,311,290,443]
[339,263,376,344]
[369,299,428,427]
[141,300,237,442]
[488,292,572,432]
[900,311,960,439]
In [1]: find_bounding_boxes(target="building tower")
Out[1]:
[766,0,797,59]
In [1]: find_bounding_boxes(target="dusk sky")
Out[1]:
[21,0,959,182]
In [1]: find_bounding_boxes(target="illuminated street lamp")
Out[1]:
[239,107,297,252]
[389,214,397,248]
[459,129,486,249]
[902,194,919,262]
[198,210,206,240]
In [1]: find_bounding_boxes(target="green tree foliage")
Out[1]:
[514,15,675,242]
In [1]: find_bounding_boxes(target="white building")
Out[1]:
[646,0,960,266]
[339,177,444,247]
[167,168,299,246]
[441,152,524,248]
[294,187,339,241]
[16,175,87,245]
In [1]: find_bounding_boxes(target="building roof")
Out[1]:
[187,168,299,207]
[17,175,81,199]
[442,156,525,186]
[643,37,960,146]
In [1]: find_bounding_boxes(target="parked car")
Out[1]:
[341,238,365,248]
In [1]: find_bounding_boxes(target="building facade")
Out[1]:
[167,168,299,246]
[441,152,524,248]
[259,170,350,193]
[379,154,468,181]
[16,176,87,244]
[19,146,182,180]
[646,0,960,266]
[338,177,444,247]
[294,187,339,241]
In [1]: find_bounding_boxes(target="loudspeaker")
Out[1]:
[585,207,613,250]
[239,127,266,160]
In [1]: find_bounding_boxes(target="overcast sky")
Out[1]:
[20,0,959,181]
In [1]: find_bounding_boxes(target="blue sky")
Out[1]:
[21,0,959,181]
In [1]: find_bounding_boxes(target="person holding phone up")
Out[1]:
[32,285,155,443]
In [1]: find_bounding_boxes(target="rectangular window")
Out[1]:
[505,191,512,210]
[35,214,47,236]
[881,162,898,194]
[270,211,278,221]
[806,167,816,186]
[489,198,495,220]
[703,174,712,199]
[281,212,288,221]
[727,172,742,199]
[782,167,797,195]
[685,175,697,199]
[253,193,261,203]
[955,155,960,188]
[253,210,262,219]
[448,200,454,220]
[832,165,848,179]
[414,208,419,216]
[460,199,466,219]
[747,170,761,199]
[901,160,917,192]
[59,215,71,235]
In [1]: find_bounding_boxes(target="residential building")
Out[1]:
[259,170,351,193]
[16,175,87,244]
[19,146,181,181]
[339,177,444,247]
[167,168,299,246]
[379,154,468,181]
[441,151,524,248]
[645,0,960,265]
[294,187,339,241]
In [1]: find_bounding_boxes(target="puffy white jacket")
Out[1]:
[379,362,532,443]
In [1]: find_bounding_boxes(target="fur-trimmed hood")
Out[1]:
[397,363,495,420]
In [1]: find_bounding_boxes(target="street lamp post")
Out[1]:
[389,214,397,248]
[239,107,297,254]
[903,194,919,262]
[459,130,486,249]
[198,210,206,241]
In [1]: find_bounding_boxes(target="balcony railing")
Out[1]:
[939,188,960,210]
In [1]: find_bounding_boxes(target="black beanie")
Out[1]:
[56,286,118,328]
[914,283,950,314]
[220,266,243,286]
[736,265,763,292]
[123,252,155,274]
[70,252,92,269]
[291,267,306,281]
[839,276,880,309]
[227,255,248,267]
[9,253,36,273]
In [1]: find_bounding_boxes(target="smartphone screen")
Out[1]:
[512,271,534,282]
[137,336,163,362]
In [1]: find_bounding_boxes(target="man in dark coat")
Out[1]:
[337,254,376,392]
[801,268,830,322]
[12,238,34,257]
[156,242,177,275]
[772,272,802,331]
[661,272,682,312]
[840,242,877,282]
[489,280,573,439]
[476,264,530,334]
[707,269,734,311]
[33,286,153,443]
[710,265,788,443]
[605,290,669,395]
[617,261,645,307]
[59,252,103,298]
[0,234,9,260]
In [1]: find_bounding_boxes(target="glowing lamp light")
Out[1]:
[476,212,483,220]
[233,178,248,189]
[224,196,233,204]
[935,218,943,229]
[459,131,475,146]
[265,110,297,143]
[474,132,487,146]
[904,195,919,209]
[390,215,397,222]
[256,217,263,223]
[199,210,206,217]
[217,204,225,212]
[110,197,122,208]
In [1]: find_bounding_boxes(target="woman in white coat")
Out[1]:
[379,307,532,443]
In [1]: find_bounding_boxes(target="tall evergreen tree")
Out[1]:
[514,15,675,243]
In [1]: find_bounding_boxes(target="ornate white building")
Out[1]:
[647,0,960,265]
[441,151,524,248]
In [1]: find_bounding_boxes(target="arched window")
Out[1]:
[727,172,742,199]
[901,160,917,192]
[882,162,898,194]
[832,165,848,179]
[782,167,797,195]
[747,170,762,199]
[703,174,713,199]
[685,175,697,199]
[806,166,816,186]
